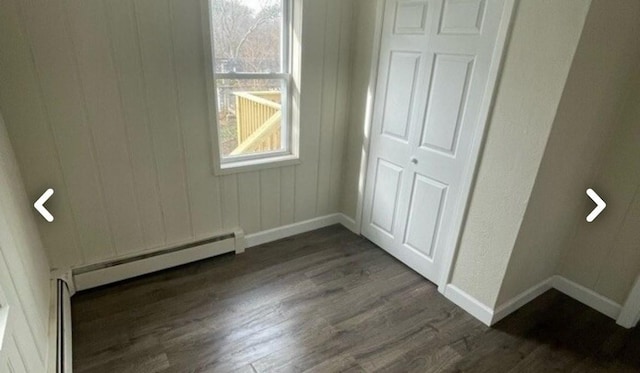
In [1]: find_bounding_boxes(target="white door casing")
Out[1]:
[362,0,509,285]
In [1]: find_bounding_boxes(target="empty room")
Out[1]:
[1,0,640,371]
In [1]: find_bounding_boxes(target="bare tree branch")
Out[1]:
[233,5,279,59]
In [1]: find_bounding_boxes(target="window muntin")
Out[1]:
[210,0,292,163]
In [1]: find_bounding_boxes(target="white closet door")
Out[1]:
[363,0,506,284]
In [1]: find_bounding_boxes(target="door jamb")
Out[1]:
[354,0,519,293]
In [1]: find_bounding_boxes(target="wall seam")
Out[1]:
[61,0,118,256]
[13,0,85,266]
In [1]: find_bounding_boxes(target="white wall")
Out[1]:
[0,0,353,269]
[0,111,51,372]
[340,0,379,220]
[449,0,591,307]
[497,0,640,306]
[558,67,640,305]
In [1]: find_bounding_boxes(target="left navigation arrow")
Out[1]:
[34,188,54,222]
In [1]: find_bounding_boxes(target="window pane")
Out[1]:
[216,79,286,158]
[211,0,284,74]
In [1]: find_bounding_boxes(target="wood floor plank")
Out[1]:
[72,225,640,373]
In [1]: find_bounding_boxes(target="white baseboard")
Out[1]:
[444,275,622,327]
[552,275,621,320]
[617,275,640,328]
[338,214,359,234]
[245,214,345,248]
[70,214,354,291]
[492,277,554,324]
[443,284,493,326]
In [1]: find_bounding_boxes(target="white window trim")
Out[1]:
[202,0,301,175]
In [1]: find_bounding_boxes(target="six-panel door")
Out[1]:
[363,0,506,284]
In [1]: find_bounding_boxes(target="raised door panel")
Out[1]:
[421,54,474,155]
[403,174,447,258]
[394,1,429,35]
[381,52,422,142]
[370,159,404,236]
[439,0,486,35]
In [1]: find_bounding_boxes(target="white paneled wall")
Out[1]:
[340,0,379,221]
[0,0,353,269]
[0,112,51,373]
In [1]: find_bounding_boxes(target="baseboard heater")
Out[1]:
[53,278,72,373]
[72,232,242,291]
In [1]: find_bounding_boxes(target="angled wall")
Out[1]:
[449,0,591,308]
[497,0,640,308]
[557,67,640,306]
[0,111,51,372]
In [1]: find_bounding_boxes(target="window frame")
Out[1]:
[204,0,300,175]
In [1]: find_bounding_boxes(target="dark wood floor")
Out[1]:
[72,225,640,373]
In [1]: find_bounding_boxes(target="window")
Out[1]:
[208,0,297,172]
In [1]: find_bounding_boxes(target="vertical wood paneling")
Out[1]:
[0,334,29,373]
[238,172,261,234]
[280,166,295,225]
[169,0,223,238]
[339,0,377,220]
[103,0,166,249]
[19,0,116,263]
[134,0,193,245]
[0,277,38,373]
[260,169,281,230]
[0,121,50,327]
[0,209,45,365]
[0,112,50,373]
[5,340,28,373]
[330,0,353,212]
[0,0,355,268]
[0,0,82,268]
[294,0,328,222]
[221,175,240,230]
[0,125,46,367]
[316,0,343,216]
[64,0,144,255]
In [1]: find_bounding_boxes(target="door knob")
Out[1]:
[410,157,418,165]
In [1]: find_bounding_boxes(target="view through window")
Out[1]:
[211,0,291,162]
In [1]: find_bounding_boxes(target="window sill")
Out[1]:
[215,154,300,176]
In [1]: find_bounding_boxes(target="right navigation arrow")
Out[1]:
[586,188,606,223]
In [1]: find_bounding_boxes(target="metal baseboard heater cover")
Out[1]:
[55,279,72,373]
[72,232,240,291]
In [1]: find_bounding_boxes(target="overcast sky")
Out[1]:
[239,0,279,13]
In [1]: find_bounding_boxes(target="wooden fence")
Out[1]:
[231,91,282,155]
